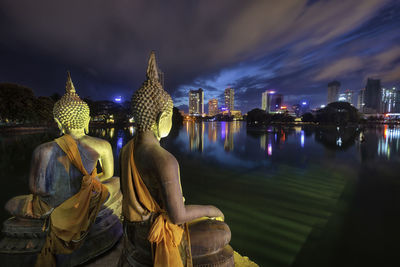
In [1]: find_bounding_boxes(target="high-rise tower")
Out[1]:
[364,78,381,113]
[208,99,218,116]
[224,88,234,111]
[262,90,282,112]
[189,88,204,116]
[327,81,340,104]
[357,88,365,112]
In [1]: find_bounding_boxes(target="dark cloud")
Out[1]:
[0,0,399,113]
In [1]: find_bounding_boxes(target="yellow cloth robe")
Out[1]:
[121,139,189,267]
[34,134,109,267]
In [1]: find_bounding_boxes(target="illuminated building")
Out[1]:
[262,90,282,112]
[230,110,242,120]
[224,88,234,111]
[357,88,365,112]
[189,88,204,116]
[272,94,283,111]
[221,109,242,120]
[381,87,397,113]
[364,78,381,113]
[261,91,269,110]
[327,81,340,104]
[338,90,353,104]
[208,99,218,116]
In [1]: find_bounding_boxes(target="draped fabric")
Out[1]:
[120,139,190,267]
[34,134,109,267]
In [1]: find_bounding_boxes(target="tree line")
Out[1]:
[247,101,361,127]
[0,83,184,127]
[0,83,55,125]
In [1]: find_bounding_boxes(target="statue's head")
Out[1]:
[131,51,173,139]
[53,72,90,134]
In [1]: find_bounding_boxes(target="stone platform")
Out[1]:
[84,241,258,267]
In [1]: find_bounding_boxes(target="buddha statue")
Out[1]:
[0,72,122,267]
[118,51,234,267]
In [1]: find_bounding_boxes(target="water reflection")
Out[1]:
[376,125,400,159]
[315,126,358,150]
[179,122,400,165]
[184,121,242,153]
[187,121,204,152]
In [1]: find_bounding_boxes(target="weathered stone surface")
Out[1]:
[0,177,123,267]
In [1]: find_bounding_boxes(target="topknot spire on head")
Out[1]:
[66,71,76,94]
[131,51,173,132]
[53,71,90,130]
[146,51,159,83]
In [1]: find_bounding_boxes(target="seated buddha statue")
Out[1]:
[118,52,234,267]
[1,73,122,267]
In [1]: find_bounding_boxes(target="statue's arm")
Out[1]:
[28,145,52,196]
[5,145,52,218]
[158,153,223,225]
[98,141,114,182]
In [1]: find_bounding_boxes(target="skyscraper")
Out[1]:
[364,78,381,113]
[224,88,234,111]
[262,90,282,112]
[262,91,269,110]
[357,88,365,112]
[381,87,397,113]
[262,90,274,112]
[327,81,340,104]
[189,88,204,116]
[272,94,283,111]
[208,99,218,116]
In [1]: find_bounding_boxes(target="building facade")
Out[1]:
[262,90,282,112]
[357,88,365,112]
[208,98,218,116]
[224,88,234,111]
[327,81,340,104]
[381,87,398,113]
[189,88,204,116]
[271,94,283,111]
[364,78,381,113]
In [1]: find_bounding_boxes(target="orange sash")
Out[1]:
[35,134,109,267]
[121,140,185,267]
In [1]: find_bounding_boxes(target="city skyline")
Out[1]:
[0,1,399,113]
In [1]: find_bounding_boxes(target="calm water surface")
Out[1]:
[1,122,400,267]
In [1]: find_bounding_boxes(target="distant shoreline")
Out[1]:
[1,120,398,134]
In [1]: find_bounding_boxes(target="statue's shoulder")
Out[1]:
[84,135,111,145]
[82,135,112,151]
[33,141,58,156]
[150,145,179,171]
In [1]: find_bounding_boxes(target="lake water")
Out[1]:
[1,122,400,267]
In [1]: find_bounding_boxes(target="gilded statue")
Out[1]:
[0,72,122,267]
[118,52,234,267]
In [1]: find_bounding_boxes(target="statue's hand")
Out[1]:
[5,195,40,219]
[208,206,224,221]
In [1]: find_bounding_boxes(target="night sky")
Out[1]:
[1,0,399,113]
